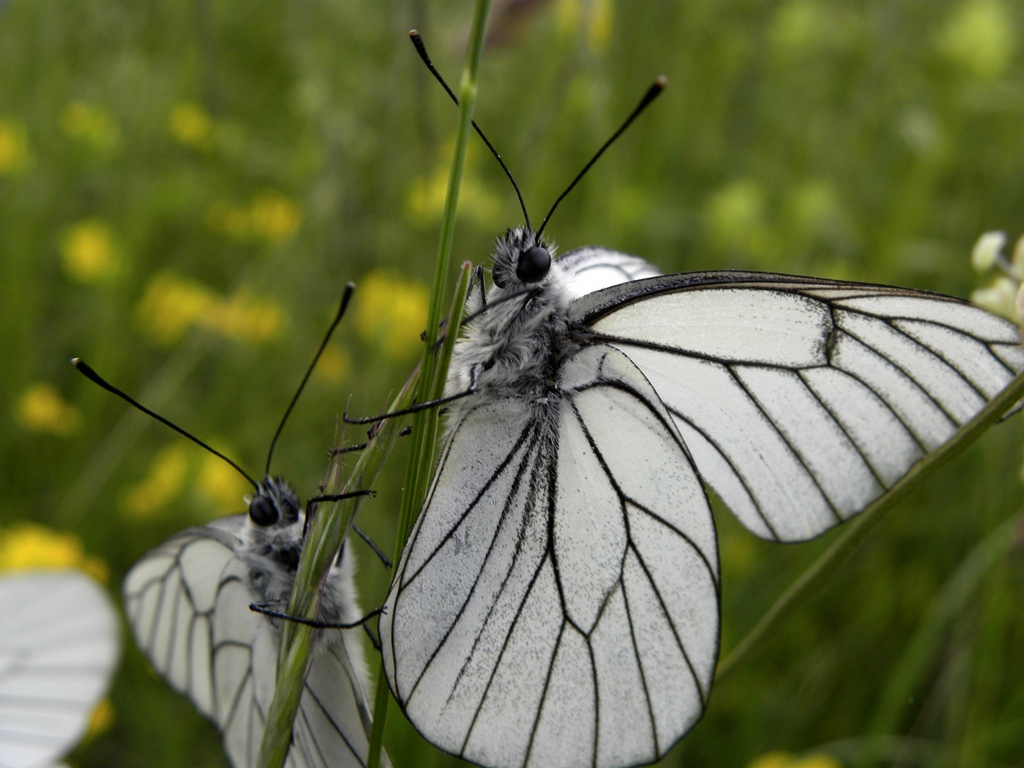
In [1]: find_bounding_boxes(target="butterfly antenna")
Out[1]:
[536,76,667,239]
[264,283,355,477]
[409,30,531,229]
[72,357,259,489]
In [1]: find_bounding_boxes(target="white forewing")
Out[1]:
[556,247,662,299]
[382,345,719,768]
[123,518,377,768]
[573,270,1024,541]
[0,570,120,768]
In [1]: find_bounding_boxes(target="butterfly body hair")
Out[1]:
[240,477,367,682]
[447,228,581,413]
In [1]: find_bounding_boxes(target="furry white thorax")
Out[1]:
[446,227,578,413]
[239,477,365,676]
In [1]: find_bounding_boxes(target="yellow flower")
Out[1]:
[407,144,502,226]
[312,343,349,384]
[121,443,190,519]
[197,451,249,514]
[0,523,108,583]
[60,219,119,283]
[0,117,29,175]
[61,101,119,152]
[747,752,843,768]
[85,698,115,740]
[408,167,449,223]
[207,191,303,243]
[748,753,796,768]
[135,271,284,346]
[587,0,612,51]
[249,191,303,242]
[354,270,429,360]
[936,0,1016,79]
[15,382,82,437]
[550,0,612,50]
[201,291,284,343]
[169,102,212,148]
[135,272,217,345]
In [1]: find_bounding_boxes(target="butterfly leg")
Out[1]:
[329,426,412,457]
[351,524,392,568]
[343,386,476,424]
[303,489,376,537]
[249,602,383,630]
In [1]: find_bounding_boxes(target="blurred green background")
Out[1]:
[2,0,1023,766]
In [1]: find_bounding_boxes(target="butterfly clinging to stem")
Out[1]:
[75,285,389,768]
[377,34,1024,768]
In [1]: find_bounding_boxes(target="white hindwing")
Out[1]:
[0,570,120,768]
[572,270,1024,541]
[123,518,375,768]
[557,247,662,299]
[382,345,719,768]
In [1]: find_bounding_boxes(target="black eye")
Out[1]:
[249,496,278,526]
[516,246,551,283]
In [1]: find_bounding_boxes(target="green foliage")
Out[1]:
[1,0,1023,766]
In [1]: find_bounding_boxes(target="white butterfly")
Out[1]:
[379,229,1024,768]
[0,569,120,768]
[124,477,382,768]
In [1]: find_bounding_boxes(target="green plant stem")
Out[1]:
[256,371,419,768]
[366,5,493,765]
[716,368,1024,683]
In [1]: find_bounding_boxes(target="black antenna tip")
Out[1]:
[71,358,103,387]
[336,283,356,320]
[640,77,668,108]
[410,30,427,57]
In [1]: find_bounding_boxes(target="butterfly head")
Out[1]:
[247,476,302,528]
[491,227,555,289]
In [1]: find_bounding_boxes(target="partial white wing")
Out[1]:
[382,345,718,768]
[123,519,376,768]
[556,247,662,299]
[572,270,1024,541]
[0,570,120,768]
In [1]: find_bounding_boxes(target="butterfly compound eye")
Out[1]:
[516,246,551,283]
[248,495,278,527]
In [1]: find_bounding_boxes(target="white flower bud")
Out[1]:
[971,231,1007,272]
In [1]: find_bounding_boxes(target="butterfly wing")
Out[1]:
[556,246,662,299]
[123,520,240,723]
[124,518,377,768]
[572,269,1024,541]
[0,570,120,768]
[382,344,719,768]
